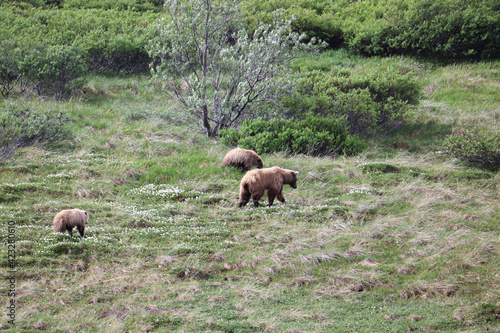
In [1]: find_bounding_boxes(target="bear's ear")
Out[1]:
[293,171,299,175]
[84,211,88,216]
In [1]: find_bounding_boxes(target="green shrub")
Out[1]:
[220,116,366,156]
[284,60,420,135]
[340,0,500,59]
[0,0,164,11]
[0,107,70,161]
[242,0,343,47]
[61,0,164,11]
[444,129,500,166]
[0,40,23,97]
[20,45,87,99]
[0,6,159,73]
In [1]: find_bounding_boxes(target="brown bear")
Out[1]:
[222,148,263,170]
[53,209,89,237]
[238,166,298,207]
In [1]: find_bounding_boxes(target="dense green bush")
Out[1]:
[0,42,87,99]
[61,0,164,11]
[444,129,500,166]
[20,45,87,99]
[243,0,499,60]
[0,107,70,161]
[284,60,421,135]
[220,116,366,156]
[0,41,23,97]
[340,0,500,59]
[242,0,344,46]
[0,0,163,11]
[0,5,159,73]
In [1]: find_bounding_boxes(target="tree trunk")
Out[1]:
[201,104,213,137]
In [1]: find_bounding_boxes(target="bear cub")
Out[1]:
[222,148,263,170]
[53,209,89,237]
[238,166,298,207]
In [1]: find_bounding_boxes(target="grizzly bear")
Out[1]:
[222,148,263,170]
[53,209,89,237]
[238,166,298,207]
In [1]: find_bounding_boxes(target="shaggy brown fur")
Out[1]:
[53,209,89,237]
[238,166,298,207]
[222,148,263,170]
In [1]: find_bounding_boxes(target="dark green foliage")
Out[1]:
[340,0,500,59]
[0,107,70,161]
[284,61,420,135]
[243,0,499,60]
[361,163,401,174]
[0,41,23,97]
[444,129,500,166]
[20,44,87,99]
[0,5,159,73]
[1,0,498,69]
[61,0,164,11]
[220,116,367,156]
[242,0,344,46]
[0,0,164,11]
[0,43,86,99]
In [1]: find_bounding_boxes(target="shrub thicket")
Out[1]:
[242,0,344,46]
[284,60,421,135]
[0,5,158,73]
[0,40,22,97]
[0,43,87,99]
[0,0,164,11]
[243,0,500,60]
[21,45,87,99]
[444,129,500,166]
[220,116,366,156]
[0,107,70,161]
[340,0,500,59]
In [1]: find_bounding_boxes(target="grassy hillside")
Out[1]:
[0,53,499,332]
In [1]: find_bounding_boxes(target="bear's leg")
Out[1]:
[267,188,277,206]
[239,184,252,207]
[238,191,251,208]
[57,224,66,233]
[67,226,73,237]
[252,190,264,207]
[276,190,285,203]
[77,225,85,237]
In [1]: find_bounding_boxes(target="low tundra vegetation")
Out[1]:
[0,50,498,332]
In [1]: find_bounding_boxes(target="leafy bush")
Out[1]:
[0,107,70,161]
[241,0,499,59]
[0,0,164,11]
[340,0,500,59]
[0,40,23,97]
[0,42,87,99]
[444,129,500,166]
[220,116,366,156]
[20,45,87,99]
[284,60,421,135]
[242,0,344,46]
[0,5,159,73]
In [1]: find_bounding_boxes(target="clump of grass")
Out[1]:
[444,128,500,167]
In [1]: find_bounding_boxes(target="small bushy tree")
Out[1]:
[147,0,324,137]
